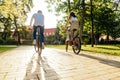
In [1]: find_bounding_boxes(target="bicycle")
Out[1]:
[66,29,81,54]
[34,26,42,54]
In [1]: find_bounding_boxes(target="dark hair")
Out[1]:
[70,12,76,17]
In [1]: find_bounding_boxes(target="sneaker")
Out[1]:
[42,42,45,49]
[33,39,36,45]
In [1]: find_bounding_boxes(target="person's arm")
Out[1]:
[30,15,34,26]
[26,15,34,31]
[64,15,70,30]
[28,15,34,30]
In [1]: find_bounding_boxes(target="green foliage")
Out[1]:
[0,37,17,45]
[6,37,17,45]
[0,46,17,53]
[0,0,33,27]
[84,0,120,41]
[0,37,5,44]
[47,44,120,56]
[45,35,55,45]
[0,0,33,42]
[45,0,120,44]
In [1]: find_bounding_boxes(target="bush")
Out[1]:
[6,37,17,45]
[99,40,120,44]
[22,40,32,45]
[0,37,5,45]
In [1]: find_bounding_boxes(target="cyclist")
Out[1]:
[65,12,79,46]
[112,0,120,10]
[30,10,45,49]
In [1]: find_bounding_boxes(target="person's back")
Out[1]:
[69,12,79,31]
[33,13,44,26]
[70,16,79,30]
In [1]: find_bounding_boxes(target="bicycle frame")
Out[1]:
[66,29,81,54]
[34,26,42,53]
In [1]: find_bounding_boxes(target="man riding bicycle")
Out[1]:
[30,10,45,49]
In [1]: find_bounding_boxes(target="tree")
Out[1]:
[84,0,120,43]
[45,0,120,45]
[0,0,33,44]
[45,0,86,40]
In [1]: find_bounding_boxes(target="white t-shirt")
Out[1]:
[33,13,44,26]
[70,16,79,30]
[70,17,78,22]
[113,0,120,3]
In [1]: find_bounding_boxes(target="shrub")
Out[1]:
[99,40,120,44]
[0,37,5,45]
[6,37,17,45]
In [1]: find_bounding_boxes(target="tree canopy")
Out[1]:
[45,0,120,44]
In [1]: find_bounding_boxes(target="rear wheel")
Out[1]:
[72,37,81,54]
[34,37,40,52]
[34,27,42,53]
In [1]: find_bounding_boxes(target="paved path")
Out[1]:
[0,46,120,80]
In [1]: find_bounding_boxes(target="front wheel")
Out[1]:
[72,37,81,54]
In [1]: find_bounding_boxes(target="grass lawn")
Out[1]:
[46,44,120,56]
[0,45,17,53]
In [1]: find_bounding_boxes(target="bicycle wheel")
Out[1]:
[34,37,39,52]
[34,26,42,52]
[72,37,81,54]
[37,27,42,53]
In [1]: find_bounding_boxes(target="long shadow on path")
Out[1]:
[23,53,41,80]
[79,54,120,68]
[23,53,60,80]
[41,56,60,80]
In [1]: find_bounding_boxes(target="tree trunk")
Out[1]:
[14,15,21,45]
[68,0,71,12]
[90,0,94,47]
[2,25,8,40]
[79,0,85,41]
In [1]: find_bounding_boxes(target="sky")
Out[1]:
[25,0,61,29]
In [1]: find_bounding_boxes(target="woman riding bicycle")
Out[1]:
[65,12,79,46]
[112,0,120,10]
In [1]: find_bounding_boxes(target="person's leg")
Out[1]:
[33,26,37,44]
[40,27,44,42]
[73,29,77,38]
[69,30,73,45]
[40,27,45,49]
[33,26,37,39]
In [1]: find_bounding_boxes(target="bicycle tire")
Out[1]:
[37,27,42,52]
[72,37,81,54]
[34,26,42,52]
[34,37,39,52]
[34,44,37,52]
